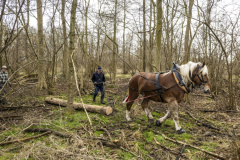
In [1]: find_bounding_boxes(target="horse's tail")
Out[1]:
[122,96,129,104]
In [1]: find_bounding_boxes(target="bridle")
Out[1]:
[191,65,209,85]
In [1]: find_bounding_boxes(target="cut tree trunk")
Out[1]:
[45,97,112,115]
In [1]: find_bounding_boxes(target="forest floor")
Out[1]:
[0,74,240,160]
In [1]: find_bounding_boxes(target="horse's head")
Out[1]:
[192,62,211,93]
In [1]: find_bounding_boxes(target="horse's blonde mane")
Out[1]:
[179,61,208,84]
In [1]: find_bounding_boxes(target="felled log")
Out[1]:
[45,97,113,115]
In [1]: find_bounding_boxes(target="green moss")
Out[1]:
[118,150,134,159]
[94,130,104,137]
[143,131,155,143]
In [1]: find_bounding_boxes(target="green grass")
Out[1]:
[118,150,134,159]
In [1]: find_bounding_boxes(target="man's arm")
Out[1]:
[91,73,95,83]
[103,74,106,82]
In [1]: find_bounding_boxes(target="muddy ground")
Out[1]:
[0,76,240,160]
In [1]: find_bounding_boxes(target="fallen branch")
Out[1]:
[0,131,51,146]
[97,128,113,142]
[71,52,92,126]
[0,104,45,111]
[191,93,214,99]
[154,137,188,159]
[186,111,220,131]
[0,115,23,120]
[45,97,112,115]
[161,133,226,160]
[176,144,186,160]
[88,137,120,148]
[24,128,71,138]
[199,110,240,113]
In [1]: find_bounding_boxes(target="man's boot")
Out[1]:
[93,95,96,102]
[101,99,105,104]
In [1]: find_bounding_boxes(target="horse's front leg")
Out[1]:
[155,109,171,126]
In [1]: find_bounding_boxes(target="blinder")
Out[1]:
[192,65,208,85]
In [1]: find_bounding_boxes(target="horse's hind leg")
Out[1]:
[141,99,154,124]
[126,90,139,122]
[171,101,185,134]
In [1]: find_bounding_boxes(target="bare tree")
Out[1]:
[67,0,78,113]
[155,0,163,71]
[36,0,47,89]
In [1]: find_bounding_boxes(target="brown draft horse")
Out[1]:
[124,61,211,134]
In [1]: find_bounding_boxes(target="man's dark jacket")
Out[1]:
[91,72,105,86]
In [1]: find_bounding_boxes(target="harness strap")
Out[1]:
[192,65,209,84]
[155,73,164,102]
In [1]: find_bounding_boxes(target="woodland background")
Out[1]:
[0,0,240,159]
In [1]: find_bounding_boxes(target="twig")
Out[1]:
[98,128,113,142]
[154,137,188,159]
[176,144,186,160]
[24,128,71,138]
[0,131,51,146]
[71,52,92,126]
[186,111,220,131]
[0,115,22,120]
[120,147,144,160]
[161,133,226,160]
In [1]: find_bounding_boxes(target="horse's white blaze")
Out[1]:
[145,108,153,119]
[126,110,132,121]
[159,110,171,123]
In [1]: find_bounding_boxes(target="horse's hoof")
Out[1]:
[148,119,154,124]
[155,119,162,126]
[177,128,186,134]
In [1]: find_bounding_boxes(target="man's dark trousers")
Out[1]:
[94,85,104,100]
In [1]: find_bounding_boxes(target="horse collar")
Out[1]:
[171,64,190,93]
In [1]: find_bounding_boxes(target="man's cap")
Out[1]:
[2,66,7,69]
[97,67,102,70]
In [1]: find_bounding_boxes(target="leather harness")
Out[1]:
[128,63,207,102]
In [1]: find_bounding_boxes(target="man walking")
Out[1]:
[0,66,11,104]
[91,67,106,104]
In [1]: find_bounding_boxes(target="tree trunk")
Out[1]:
[36,0,47,89]
[0,17,3,67]
[25,0,30,75]
[122,0,127,74]
[61,0,68,78]
[67,0,78,113]
[112,0,117,81]
[143,0,146,71]
[155,0,162,72]
[45,97,113,115]
[149,0,154,72]
[183,0,194,63]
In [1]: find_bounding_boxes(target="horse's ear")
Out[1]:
[202,62,206,67]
